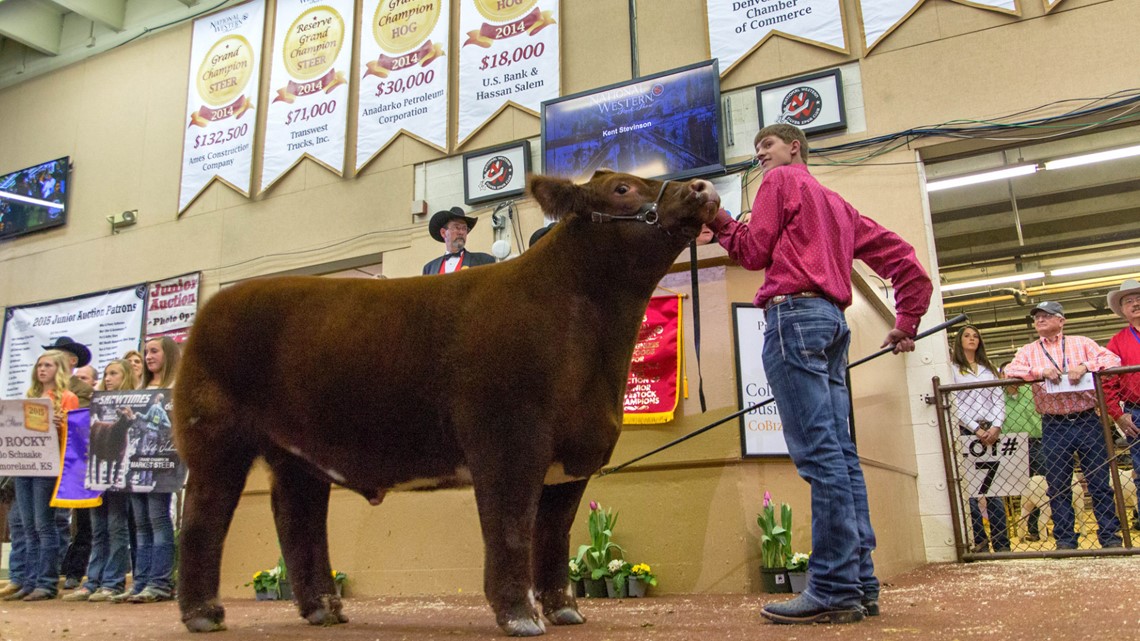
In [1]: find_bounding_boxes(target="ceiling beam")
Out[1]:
[45,0,127,32]
[0,1,64,55]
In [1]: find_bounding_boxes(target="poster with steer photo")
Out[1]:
[86,389,185,493]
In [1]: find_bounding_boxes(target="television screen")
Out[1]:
[542,60,724,183]
[0,157,71,241]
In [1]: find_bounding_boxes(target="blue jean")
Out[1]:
[1042,411,1121,547]
[129,492,174,592]
[968,497,1010,551]
[6,499,28,588]
[763,297,876,609]
[84,492,130,592]
[13,477,63,594]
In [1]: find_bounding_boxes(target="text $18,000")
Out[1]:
[480,43,545,71]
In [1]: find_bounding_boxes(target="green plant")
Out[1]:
[786,551,810,573]
[567,558,583,583]
[332,569,347,587]
[608,559,632,592]
[576,501,625,580]
[756,491,792,568]
[245,557,288,595]
[628,563,658,587]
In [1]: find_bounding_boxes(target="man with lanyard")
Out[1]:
[422,207,496,275]
[708,124,932,624]
[1102,280,1140,529]
[1005,301,1123,549]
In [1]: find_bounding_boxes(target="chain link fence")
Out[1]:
[934,365,1140,558]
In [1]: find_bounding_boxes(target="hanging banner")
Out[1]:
[262,0,354,191]
[457,0,559,146]
[357,0,451,170]
[0,399,59,477]
[733,303,787,457]
[623,296,682,425]
[1,285,147,400]
[88,390,186,494]
[707,0,846,76]
[860,0,1019,53]
[179,0,265,213]
[145,272,202,341]
[1042,0,1065,12]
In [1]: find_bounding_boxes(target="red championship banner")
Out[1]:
[623,296,682,425]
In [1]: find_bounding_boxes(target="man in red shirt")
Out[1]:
[1104,279,1140,530]
[708,124,932,624]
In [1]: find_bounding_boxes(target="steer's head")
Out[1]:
[528,171,720,247]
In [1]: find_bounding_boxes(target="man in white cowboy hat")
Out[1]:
[422,206,496,275]
[1103,279,1140,529]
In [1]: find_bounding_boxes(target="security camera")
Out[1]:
[107,209,139,234]
[121,210,137,224]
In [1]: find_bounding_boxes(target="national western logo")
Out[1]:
[481,155,513,191]
[778,86,823,126]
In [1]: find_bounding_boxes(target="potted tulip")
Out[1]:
[757,491,792,594]
[576,501,624,598]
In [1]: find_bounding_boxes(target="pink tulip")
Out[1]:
[590,501,598,511]
[763,491,771,508]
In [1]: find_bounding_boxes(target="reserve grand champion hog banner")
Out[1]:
[262,0,354,190]
[357,0,452,169]
[707,0,845,75]
[457,0,559,146]
[623,296,682,425]
[860,0,1018,51]
[179,1,264,213]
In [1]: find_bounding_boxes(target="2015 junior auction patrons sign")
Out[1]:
[357,0,451,169]
[457,0,558,146]
[178,1,265,213]
[262,0,354,190]
[706,0,846,75]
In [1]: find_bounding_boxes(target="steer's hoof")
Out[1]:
[546,606,585,626]
[500,616,545,637]
[304,595,348,626]
[182,602,227,633]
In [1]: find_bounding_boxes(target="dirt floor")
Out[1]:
[1,557,1137,641]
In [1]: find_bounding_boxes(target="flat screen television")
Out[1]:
[0,156,71,241]
[542,60,724,183]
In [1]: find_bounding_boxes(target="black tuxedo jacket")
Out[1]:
[422,249,496,275]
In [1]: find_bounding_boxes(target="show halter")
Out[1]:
[590,179,670,229]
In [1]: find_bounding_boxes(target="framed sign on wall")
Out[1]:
[463,140,531,206]
[732,303,789,457]
[755,68,846,136]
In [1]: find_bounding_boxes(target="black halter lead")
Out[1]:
[590,180,671,228]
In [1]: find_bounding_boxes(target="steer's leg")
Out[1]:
[471,467,547,637]
[534,479,588,625]
[178,439,257,632]
[264,449,345,627]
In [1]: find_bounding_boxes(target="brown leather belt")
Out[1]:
[764,291,824,311]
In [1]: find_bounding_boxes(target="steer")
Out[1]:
[173,170,719,636]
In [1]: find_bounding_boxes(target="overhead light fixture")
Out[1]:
[1050,257,1140,277]
[941,272,1045,293]
[1043,143,1140,171]
[925,165,1039,192]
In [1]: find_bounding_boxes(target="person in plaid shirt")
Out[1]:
[1004,301,1122,549]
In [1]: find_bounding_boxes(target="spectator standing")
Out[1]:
[1102,279,1140,529]
[422,207,496,275]
[998,361,1045,542]
[1005,301,1123,549]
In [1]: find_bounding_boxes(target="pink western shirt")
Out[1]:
[1003,332,1121,415]
[1104,325,1140,419]
[709,163,932,336]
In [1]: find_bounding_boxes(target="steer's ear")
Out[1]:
[527,174,586,221]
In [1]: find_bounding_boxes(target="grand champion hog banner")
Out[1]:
[623,296,682,425]
[357,0,451,168]
[262,0,354,190]
[860,0,1018,51]
[179,1,265,213]
[707,0,846,75]
[457,0,559,146]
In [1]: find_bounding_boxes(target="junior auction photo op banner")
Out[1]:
[357,0,451,170]
[262,0,354,190]
[457,0,559,146]
[706,0,846,75]
[1,285,147,400]
[144,272,202,343]
[179,0,265,213]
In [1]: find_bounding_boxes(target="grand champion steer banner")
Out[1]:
[179,1,265,213]
[357,0,452,169]
[706,0,846,76]
[457,0,559,146]
[262,0,354,190]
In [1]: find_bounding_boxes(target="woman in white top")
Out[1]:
[950,325,1010,553]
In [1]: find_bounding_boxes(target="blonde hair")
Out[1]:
[143,337,181,388]
[27,350,72,417]
[754,124,810,162]
[99,359,138,392]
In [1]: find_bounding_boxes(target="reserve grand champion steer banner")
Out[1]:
[623,296,682,425]
[457,0,559,146]
[707,0,846,76]
[1,285,146,400]
[357,0,452,169]
[179,1,265,213]
[859,0,1018,52]
[262,0,354,190]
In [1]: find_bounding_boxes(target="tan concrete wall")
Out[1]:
[2,0,1137,597]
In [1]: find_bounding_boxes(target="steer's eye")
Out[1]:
[614,184,629,195]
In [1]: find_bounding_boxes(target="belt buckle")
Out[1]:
[766,295,789,311]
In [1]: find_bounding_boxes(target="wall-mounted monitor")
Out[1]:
[0,156,71,241]
[541,60,724,183]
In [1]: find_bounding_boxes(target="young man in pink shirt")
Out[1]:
[708,124,932,624]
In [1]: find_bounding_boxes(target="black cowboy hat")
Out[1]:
[41,336,91,367]
[429,207,478,243]
[529,222,556,248]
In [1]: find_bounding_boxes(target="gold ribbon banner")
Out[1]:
[364,40,446,79]
[273,68,346,104]
[463,8,555,48]
[188,95,253,128]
